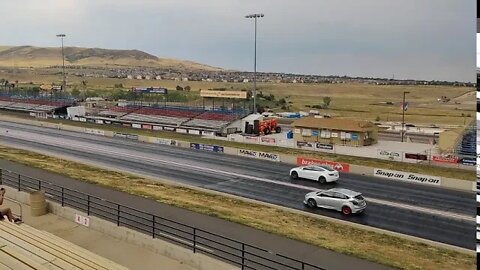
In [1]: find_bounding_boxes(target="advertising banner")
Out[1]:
[432,155,459,164]
[132,87,167,94]
[142,124,152,130]
[190,143,224,153]
[378,150,402,161]
[260,137,276,144]
[460,157,476,166]
[404,153,428,161]
[244,136,259,143]
[296,157,349,172]
[238,149,280,162]
[296,141,315,149]
[373,168,441,186]
[154,138,177,146]
[85,128,105,136]
[200,90,247,99]
[315,143,334,151]
[132,123,142,129]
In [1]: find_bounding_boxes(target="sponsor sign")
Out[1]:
[238,149,280,162]
[122,123,131,128]
[85,128,105,136]
[460,157,476,166]
[132,87,167,94]
[244,136,259,143]
[260,137,276,144]
[190,143,224,153]
[163,127,176,132]
[153,126,163,131]
[176,128,187,134]
[126,134,139,140]
[315,143,334,151]
[114,132,138,140]
[202,131,215,136]
[154,138,177,146]
[378,150,402,161]
[351,133,358,140]
[105,121,112,124]
[142,124,152,130]
[132,123,142,129]
[200,90,247,99]
[95,120,104,124]
[189,129,200,135]
[75,214,90,227]
[373,168,441,186]
[296,157,349,173]
[432,155,459,164]
[297,141,314,149]
[404,153,428,161]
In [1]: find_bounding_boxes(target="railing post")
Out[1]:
[193,228,197,253]
[302,262,305,270]
[117,205,121,226]
[0,169,3,185]
[61,188,64,206]
[17,175,20,191]
[87,195,90,215]
[152,215,155,238]
[241,243,245,270]
[38,180,41,191]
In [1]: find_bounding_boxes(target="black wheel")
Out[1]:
[290,171,298,180]
[275,126,281,133]
[341,206,352,215]
[318,176,326,184]
[307,199,317,208]
[264,128,271,135]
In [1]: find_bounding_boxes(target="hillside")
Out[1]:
[0,45,222,71]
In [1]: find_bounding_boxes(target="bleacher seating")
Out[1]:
[98,106,139,118]
[0,97,72,113]
[457,129,475,156]
[121,113,188,126]
[0,220,129,270]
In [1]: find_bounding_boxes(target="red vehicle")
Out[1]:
[259,119,281,135]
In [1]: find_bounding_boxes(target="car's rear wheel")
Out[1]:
[318,176,326,184]
[307,199,317,208]
[341,206,352,215]
[291,171,298,180]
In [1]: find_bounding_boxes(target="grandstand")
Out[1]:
[455,125,476,157]
[0,220,129,270]
[96,104,248,132]
[0,96,73,114]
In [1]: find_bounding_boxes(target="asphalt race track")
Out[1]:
[0,121,475,249]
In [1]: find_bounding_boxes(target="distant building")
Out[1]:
[182,77,189,81]
[145,75,151,80]
[155,76,162,80]
[127,75,133,79]
[291,117,378,147]
[136,75,142,80]
[243,79,249,83]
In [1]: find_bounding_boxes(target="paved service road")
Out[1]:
[0,121,475,249]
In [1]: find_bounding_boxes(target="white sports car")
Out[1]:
[290,165,339,184]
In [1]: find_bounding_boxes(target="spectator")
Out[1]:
[0,188,22,223]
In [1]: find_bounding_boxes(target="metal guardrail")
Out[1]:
[0,169,326,270]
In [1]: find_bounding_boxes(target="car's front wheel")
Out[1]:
[290,171,298,180]
[307,199,317,208]
[341,206,352,215]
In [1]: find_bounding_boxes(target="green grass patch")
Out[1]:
[0,145,475,270]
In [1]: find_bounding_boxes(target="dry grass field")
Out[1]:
[0,145,475,270]
[4,68,474,126]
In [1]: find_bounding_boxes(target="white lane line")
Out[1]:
[1,129,475,222]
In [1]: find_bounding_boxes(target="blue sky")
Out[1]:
[0,0,476,82]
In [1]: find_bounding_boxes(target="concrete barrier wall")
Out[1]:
[0,115,474,192]
[2,186,237,270]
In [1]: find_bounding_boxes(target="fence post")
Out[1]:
[87,195,90,215]
[17,174,20,191]
[241,243,245,270]
[117,205,121,226]
[302,262,305,270]
[193,228,196,253]
[61,188,64,206]
[152,215,155,238]
[0,169,2,185]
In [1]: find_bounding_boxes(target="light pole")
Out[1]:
[245,13,264,114]
[56,34,66,94]
[401,91,410,142]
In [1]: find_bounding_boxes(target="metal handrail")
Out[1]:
[0,168,326,270]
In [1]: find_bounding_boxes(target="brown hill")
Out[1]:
[0,45,222,71]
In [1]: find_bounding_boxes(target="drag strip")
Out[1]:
[0,121,475,249]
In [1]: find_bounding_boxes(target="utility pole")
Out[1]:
[401,91,410,142]
[245,13,264,114]
[56,34,66,95]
